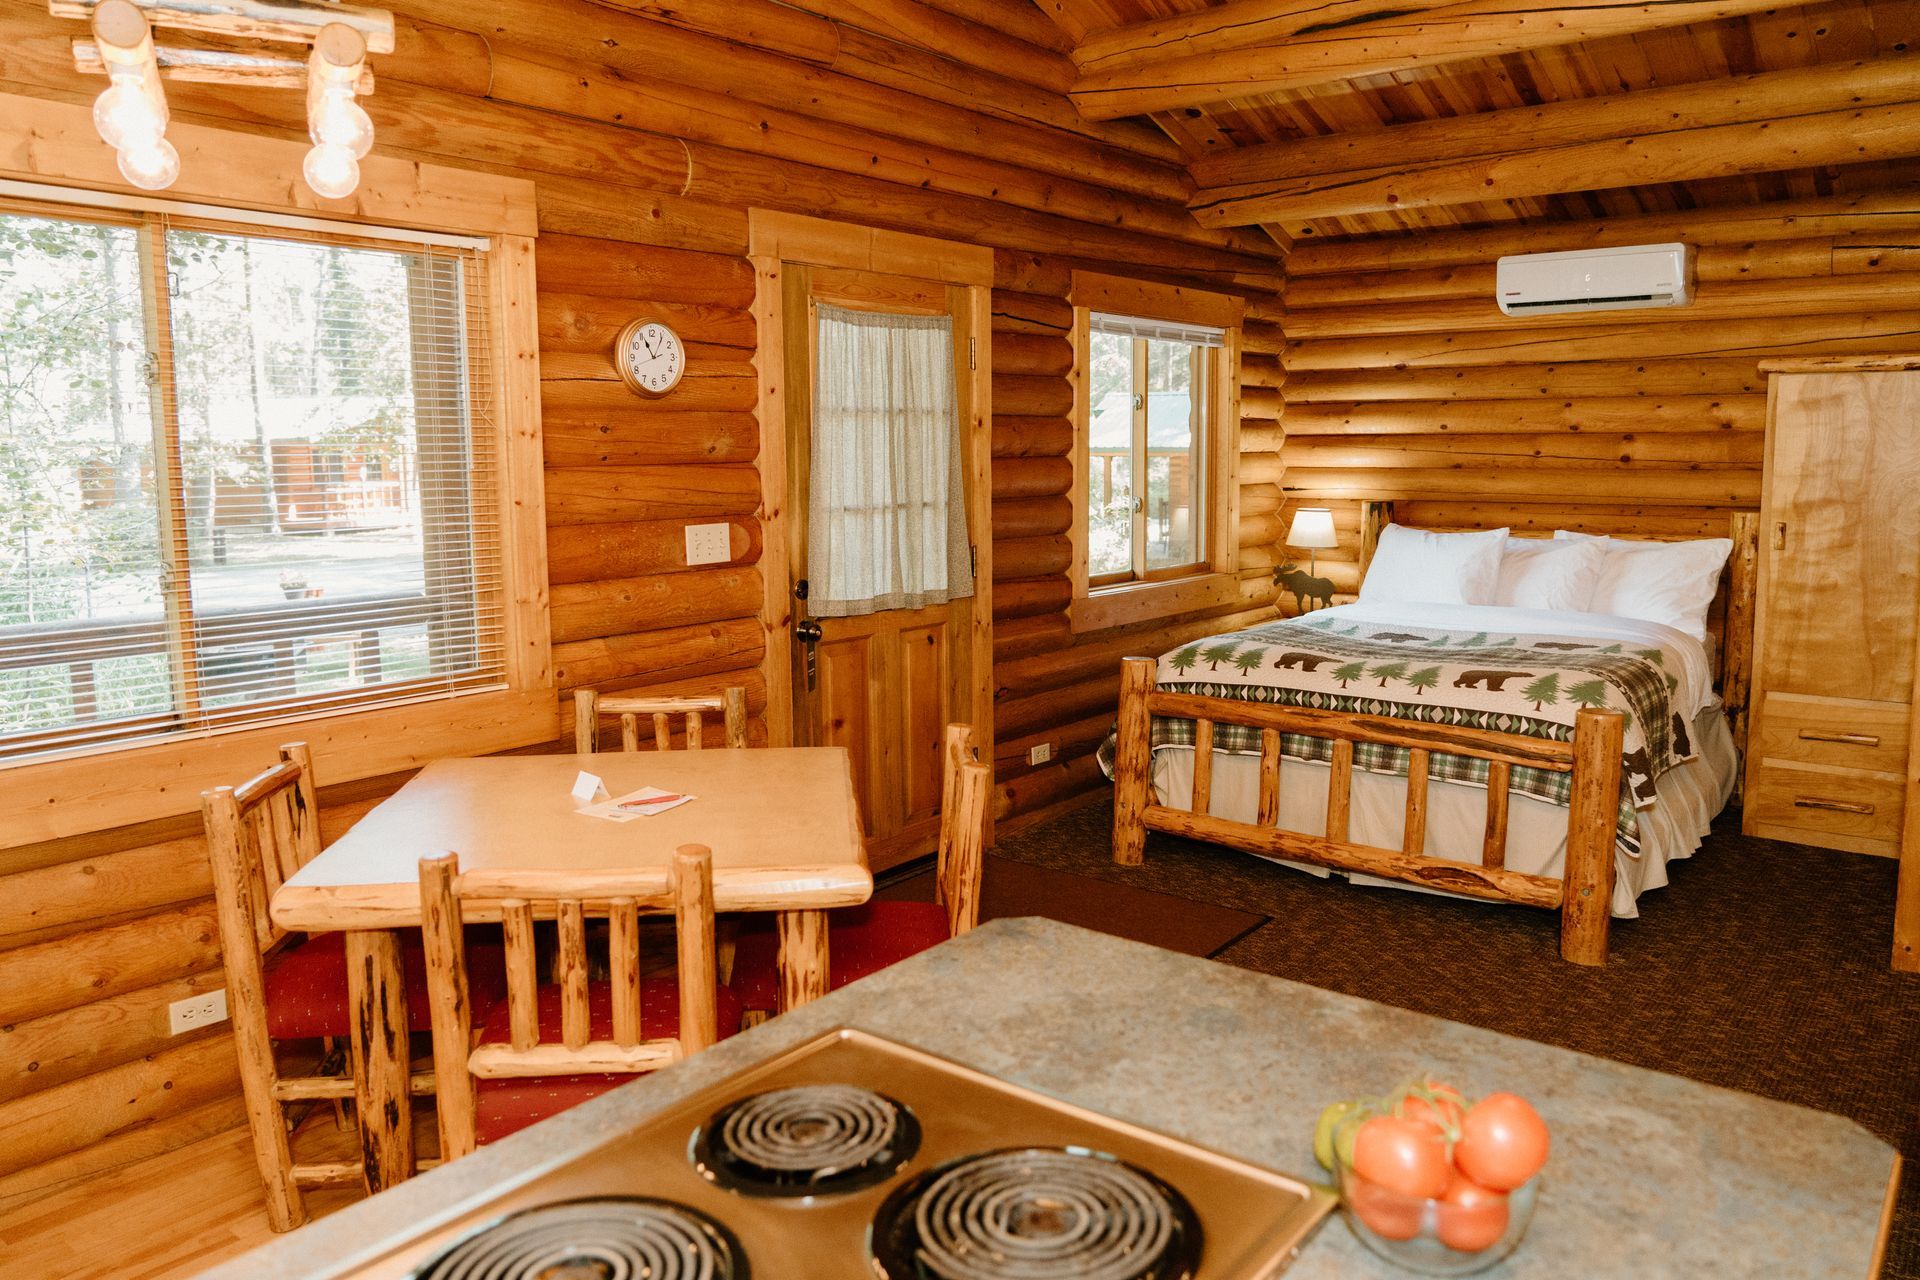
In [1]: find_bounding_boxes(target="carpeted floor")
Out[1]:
[877,852,1265,957]
[992,799,1920,1277]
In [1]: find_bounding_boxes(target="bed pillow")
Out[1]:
[1359,524,1509,606]
[1492,537,1608,612]
[1553,531,1733,640]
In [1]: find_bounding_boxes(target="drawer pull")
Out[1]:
[1797,730,1882,747]
[1794,797,1875,815]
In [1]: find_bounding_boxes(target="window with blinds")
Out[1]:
[0,198,502,762]
[1085,311,1223,585]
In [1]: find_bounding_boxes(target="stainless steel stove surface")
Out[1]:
[350,1028,1335,1280]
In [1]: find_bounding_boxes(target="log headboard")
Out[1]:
[1354,501,1761,752]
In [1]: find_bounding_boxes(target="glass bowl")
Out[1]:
[1333,1151,1539,1276]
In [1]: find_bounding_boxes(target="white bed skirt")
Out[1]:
[1147,706,1738,919]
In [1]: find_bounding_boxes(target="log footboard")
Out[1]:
[1110,656,1627,966]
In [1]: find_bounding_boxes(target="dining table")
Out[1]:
[268,746,872,1192]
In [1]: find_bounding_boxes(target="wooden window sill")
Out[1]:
[0,689,560,848]
[1069,572,1238,636]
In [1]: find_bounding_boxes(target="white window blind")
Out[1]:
[809,303,973,617]
[0,198,502,761]
[1090,312,1226,348]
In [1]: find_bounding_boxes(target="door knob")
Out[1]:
[795,620,823,644]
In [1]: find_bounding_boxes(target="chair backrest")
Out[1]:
[935,723,990,936]
[417,844,720,1160]
[202,743,323,958]
[574,687,748,753]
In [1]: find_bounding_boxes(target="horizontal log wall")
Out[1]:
[989,254,1284,829]
[1276,195,1920,601]
[0,0,1283,1203]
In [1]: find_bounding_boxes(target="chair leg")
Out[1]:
[740,1009,771,1030]
[322,1037,350,1129]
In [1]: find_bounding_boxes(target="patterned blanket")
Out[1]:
[1098,612,1697,858]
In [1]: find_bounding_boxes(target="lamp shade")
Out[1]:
[1286,507,1339,550]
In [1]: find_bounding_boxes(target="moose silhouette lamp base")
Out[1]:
[1278,507,1341,613]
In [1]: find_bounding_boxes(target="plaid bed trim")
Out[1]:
[1097,614,1695,860]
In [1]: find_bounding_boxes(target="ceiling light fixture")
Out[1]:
[56,0,394,200]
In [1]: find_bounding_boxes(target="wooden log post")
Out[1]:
[776,909,829,1013]
[1561,708,1626,966]
[345,928,415,1191]
[1112,657,1157,866]
[416,854,476,1163]
[674,844,718,1055]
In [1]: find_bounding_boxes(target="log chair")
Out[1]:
[417,844,735,1154]
[729,723,991,1017]
[573,686,748,753]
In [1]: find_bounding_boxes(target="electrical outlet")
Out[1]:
[684,522,732,566]
[1027,742,1052,765]
[168,988,229,1035]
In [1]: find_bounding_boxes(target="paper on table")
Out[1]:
[570,771,609,805]
[578,786,697,823]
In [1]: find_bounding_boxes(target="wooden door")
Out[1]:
[1758,371,1920,703]
[782,265,981,871]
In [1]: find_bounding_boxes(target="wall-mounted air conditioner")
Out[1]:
[1494,243,1693,316]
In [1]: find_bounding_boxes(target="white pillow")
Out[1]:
[1359,524,1509,606]
[1553,531,1733,639]
[1492,537,1608,612]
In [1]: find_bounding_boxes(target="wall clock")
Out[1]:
[614,318,685,396]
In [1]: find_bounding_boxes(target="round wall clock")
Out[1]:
[614,318,685,397]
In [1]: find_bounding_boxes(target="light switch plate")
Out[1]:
[1027,742,1052,765]
[168,987,229,1035]
[684,522,732,566]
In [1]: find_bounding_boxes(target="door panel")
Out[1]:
[783,264,981,872]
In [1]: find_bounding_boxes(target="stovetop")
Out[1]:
[344,1028,1335,1279]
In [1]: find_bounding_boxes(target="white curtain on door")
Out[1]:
[809,303,974,617]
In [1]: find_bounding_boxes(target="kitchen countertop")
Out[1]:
[200,917,1898,1279]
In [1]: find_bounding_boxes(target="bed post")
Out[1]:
[1562,707,1626,966]
[1357,501,1394,585]
[1113,657,1157,867]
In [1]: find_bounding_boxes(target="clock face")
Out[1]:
[618,319,684,396]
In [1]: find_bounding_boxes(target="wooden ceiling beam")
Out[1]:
[583,0,1180,162]
[1070,0,1794,120]
[1189,57,1920,227]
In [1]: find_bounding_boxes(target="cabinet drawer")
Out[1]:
[1754,693,1910,774]
[1746,763,1905,855]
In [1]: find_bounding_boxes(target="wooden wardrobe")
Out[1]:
[1741,356,1920,971]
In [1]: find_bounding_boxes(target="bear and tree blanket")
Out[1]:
[1098,606,1705,859]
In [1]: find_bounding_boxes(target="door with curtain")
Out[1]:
[782,265,980,871]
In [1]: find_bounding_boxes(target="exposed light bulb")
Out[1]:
[309,89,374,159]
[116,136,180,190]
[303,141,360,200]
[93,78,163,151]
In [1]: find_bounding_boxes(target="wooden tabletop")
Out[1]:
[271,749,872,930]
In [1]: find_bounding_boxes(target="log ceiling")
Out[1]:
[1032,0,1920,243]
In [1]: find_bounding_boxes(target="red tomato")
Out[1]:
[1395,1079,1467,1136]
[1435,1170,1510,1252]
[1346,1170,1424,1241]
[1453,1092,1550,1191]
[1350,1114,1450,1199]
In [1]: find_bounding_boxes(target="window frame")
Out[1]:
[0,95,553,844]
[1068,272,1243,635]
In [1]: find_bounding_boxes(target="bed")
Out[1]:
[1105,503,1760,965]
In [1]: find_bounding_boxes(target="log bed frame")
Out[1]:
[1110,501,1761,966]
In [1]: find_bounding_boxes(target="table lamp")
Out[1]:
[1285,507,1338,576]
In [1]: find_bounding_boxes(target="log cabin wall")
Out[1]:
[1271,191,1920,606]
[0,1,1284,1203]
[988,257,1289,826]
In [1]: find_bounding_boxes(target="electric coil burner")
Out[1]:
[871,1147,1201,1280]
[694,1083,921,1197]
[409,1197,746,1280]
[344,1029,1334,1280]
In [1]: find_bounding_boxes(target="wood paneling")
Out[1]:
[1278,200,1920,606]
[0,0,1289,1208]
